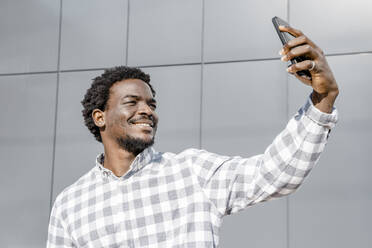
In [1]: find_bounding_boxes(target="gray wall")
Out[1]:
[0,0,371,247]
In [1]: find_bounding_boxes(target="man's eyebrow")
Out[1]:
[122,95,139,98]
[121,95,156,103]
[122,95,140,99]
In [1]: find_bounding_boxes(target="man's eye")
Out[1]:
[124,101,136,105]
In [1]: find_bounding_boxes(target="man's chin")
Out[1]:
[116,135,155,155]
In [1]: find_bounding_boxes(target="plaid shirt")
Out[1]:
[47,96,338,248]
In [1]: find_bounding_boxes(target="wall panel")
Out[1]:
[0,74,57,247]
[60,0,127,70]
[288,54,372,248]
[128,0,203,66]
[0,0,59,74]
[290,0,372,54]
[204,0,287,62]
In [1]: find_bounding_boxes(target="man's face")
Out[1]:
[103,79,158,154]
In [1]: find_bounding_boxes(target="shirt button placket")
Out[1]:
[114,179,123,238]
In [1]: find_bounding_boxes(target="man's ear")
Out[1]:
[92,109,105,128]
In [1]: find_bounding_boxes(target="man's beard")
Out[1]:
[116,134,154,156]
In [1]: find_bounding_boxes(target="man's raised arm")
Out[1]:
[186,25,339,216]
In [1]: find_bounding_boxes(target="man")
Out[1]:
[47,25,339,247]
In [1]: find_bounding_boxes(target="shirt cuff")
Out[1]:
[302,93,339,129]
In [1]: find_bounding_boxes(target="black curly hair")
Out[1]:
[81,66,156,143]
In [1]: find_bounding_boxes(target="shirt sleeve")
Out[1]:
[188,94,338,217]
[46,195,76,247]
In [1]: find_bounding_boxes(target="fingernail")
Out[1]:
[281,56,286,61]
[286,67,291,72]
[279,49,284,55]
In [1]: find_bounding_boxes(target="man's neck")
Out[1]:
[102,140,137,177]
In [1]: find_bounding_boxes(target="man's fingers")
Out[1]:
[278,25,303,37]
[287,60,316,74]
[293,71,312,86]
[281,44,319,62]
[287,61,313,86]
[281,35,317,54]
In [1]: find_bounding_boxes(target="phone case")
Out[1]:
[272,16,311,78]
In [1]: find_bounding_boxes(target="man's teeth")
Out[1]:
[134,123,151,127]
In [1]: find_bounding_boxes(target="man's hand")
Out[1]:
[279,25,339,113]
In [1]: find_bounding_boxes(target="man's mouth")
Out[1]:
[133,123,152,127]
[129,119,155,128]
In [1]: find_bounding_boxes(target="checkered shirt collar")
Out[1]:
[94,146,155,178]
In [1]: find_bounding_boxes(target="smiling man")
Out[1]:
[89,76,159,177]
[47,25,339,248]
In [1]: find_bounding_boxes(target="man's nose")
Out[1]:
[137,102,154,116]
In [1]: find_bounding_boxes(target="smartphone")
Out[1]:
[272,16,311,78]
